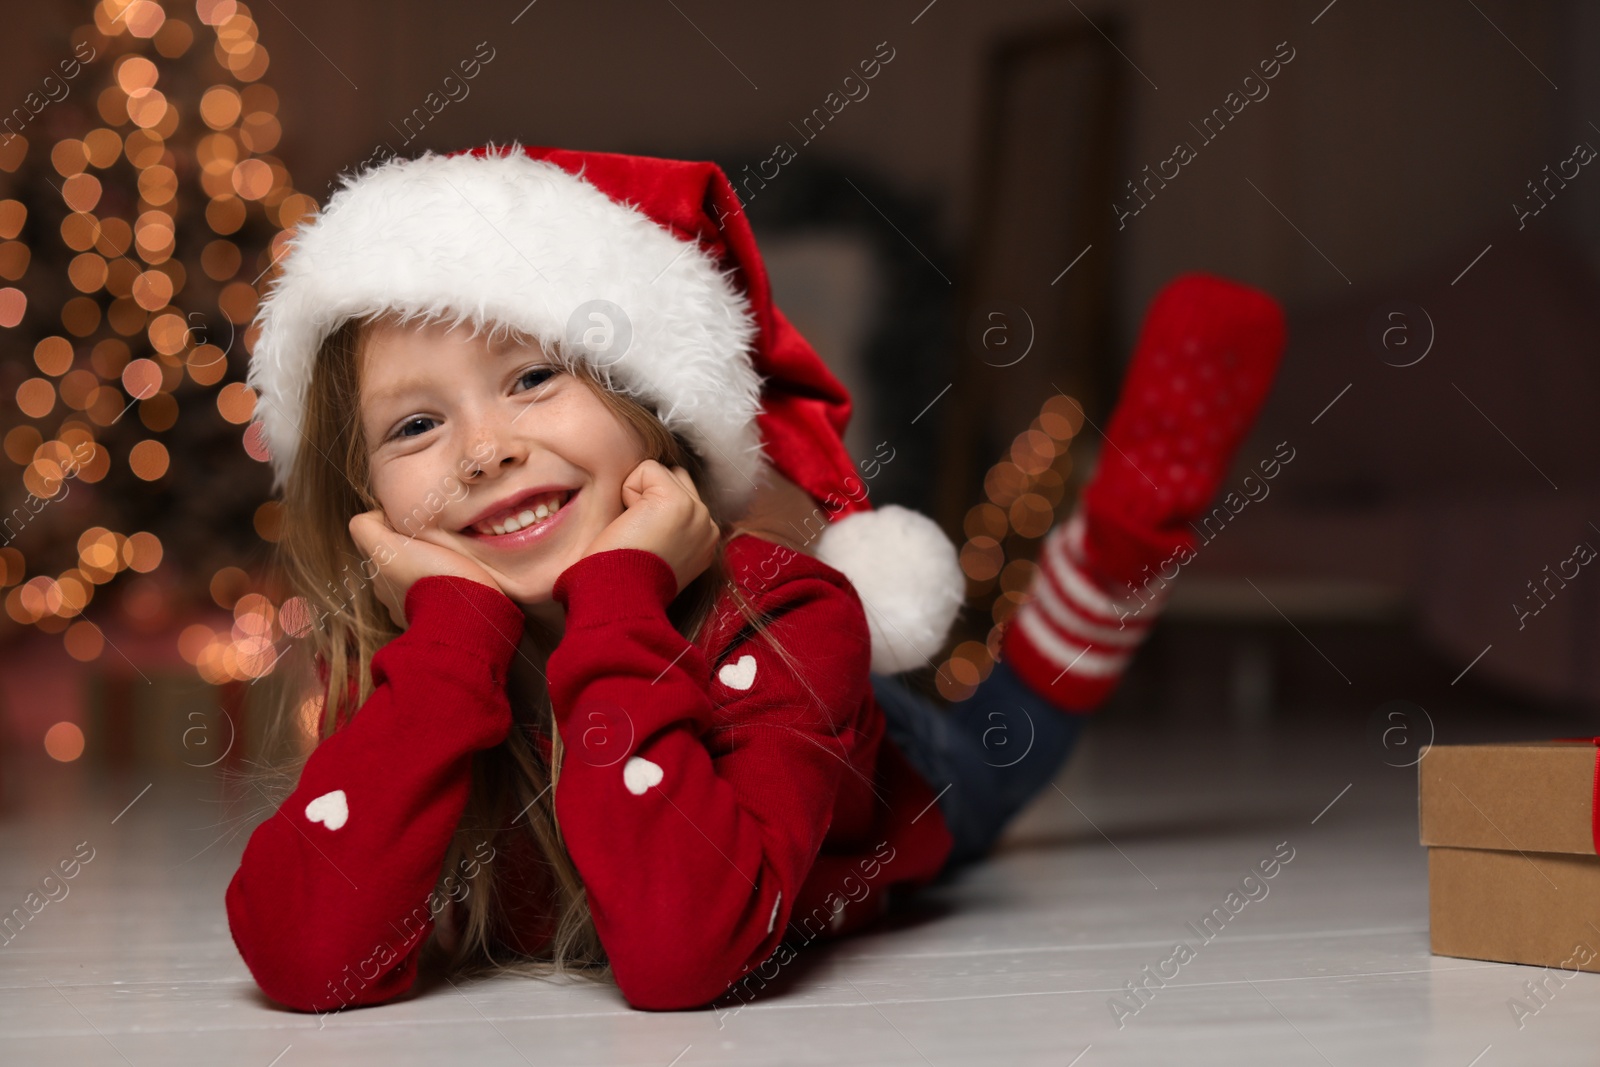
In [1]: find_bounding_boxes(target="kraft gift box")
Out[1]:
[1418,741,1600,973]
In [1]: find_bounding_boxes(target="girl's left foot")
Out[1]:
[1000,272,1287,712]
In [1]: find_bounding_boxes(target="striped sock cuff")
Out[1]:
[1000,507,1173,712]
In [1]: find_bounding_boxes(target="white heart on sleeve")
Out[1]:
[717,654,757,690]
[304,789,348,830]
[623,756,664,795]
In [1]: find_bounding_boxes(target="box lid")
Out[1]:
[1418,741,1597,855]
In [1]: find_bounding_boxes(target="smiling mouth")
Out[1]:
[462,488,575,538]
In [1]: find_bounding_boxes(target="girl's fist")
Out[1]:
[348,510,503,629]
[580,460,719,595]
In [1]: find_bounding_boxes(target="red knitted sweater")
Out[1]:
[226,533,954,1012]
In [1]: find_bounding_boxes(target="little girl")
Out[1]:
[228,143,1285,1015]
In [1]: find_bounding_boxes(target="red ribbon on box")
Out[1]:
[1556,736,1600,854]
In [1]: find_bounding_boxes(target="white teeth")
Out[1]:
[475,492,567,536]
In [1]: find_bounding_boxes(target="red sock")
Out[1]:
[1000,272,1287,712]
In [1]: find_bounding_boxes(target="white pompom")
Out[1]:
[815,505,966,675]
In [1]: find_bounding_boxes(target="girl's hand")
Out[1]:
[580,460,720,595]
[348,509,504,630]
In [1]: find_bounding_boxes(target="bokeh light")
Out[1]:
[937,391,1089,701]
[44,722,86,762]
[0,0,321,699]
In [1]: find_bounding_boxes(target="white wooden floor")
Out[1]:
[1,705,1594,1066]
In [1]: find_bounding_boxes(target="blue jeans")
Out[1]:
[870,660,1085,872]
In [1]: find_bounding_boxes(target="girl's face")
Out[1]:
[358,317,649,629]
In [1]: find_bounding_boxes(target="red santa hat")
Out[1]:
[246,142,963,673]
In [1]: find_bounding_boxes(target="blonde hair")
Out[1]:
[265,313,815,989]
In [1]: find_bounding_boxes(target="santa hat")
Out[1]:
[246,143,964,674]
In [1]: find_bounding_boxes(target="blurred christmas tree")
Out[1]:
[0,0,311,686]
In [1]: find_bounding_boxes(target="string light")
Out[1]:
[44,721,86,761]
[0,1,312,705]
[935,393,1086,701]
